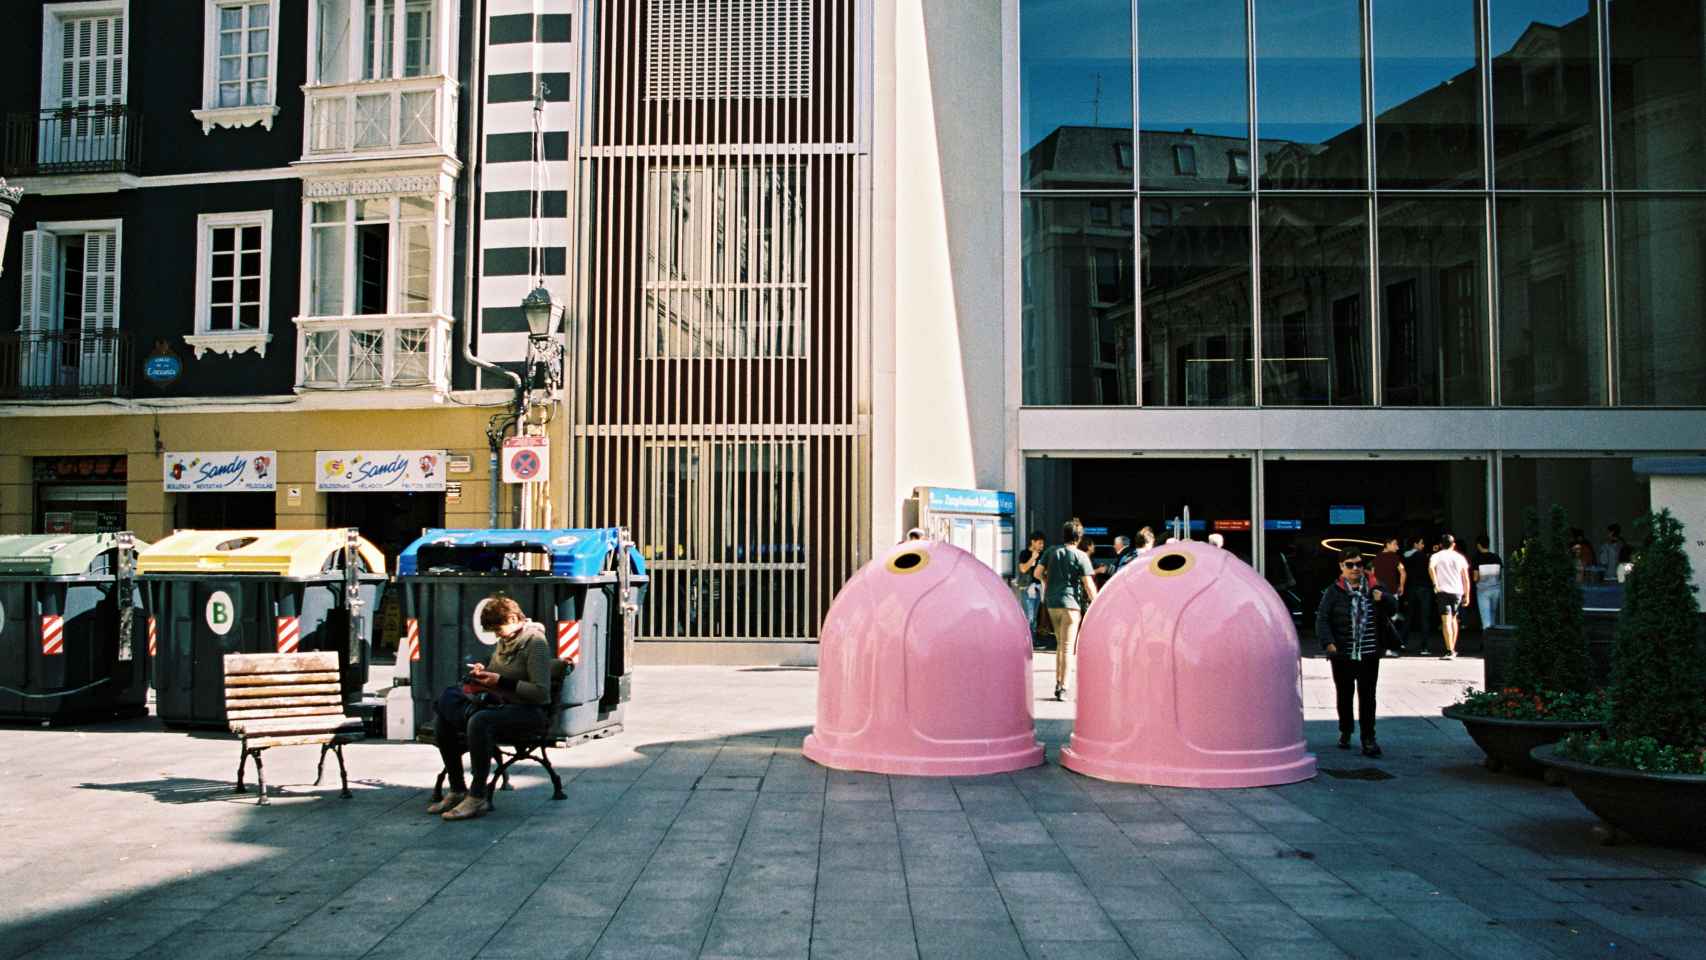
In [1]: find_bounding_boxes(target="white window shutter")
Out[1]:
[81,231,120,387]
[18,231,53,334]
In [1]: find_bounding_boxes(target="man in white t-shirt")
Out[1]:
[1428,533,1473,660]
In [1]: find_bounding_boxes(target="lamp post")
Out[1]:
[0,179,22,278]
[516,285,566,530]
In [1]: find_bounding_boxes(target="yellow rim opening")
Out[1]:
[1149,551,1195,578]
[885,549,931,575]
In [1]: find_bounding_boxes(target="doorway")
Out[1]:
[1025,456,1256,563]
[173,492,276,531]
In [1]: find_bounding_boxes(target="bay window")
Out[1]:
[304,0,456,158]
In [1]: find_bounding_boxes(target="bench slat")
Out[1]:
[235,716,365,736]
[228,705,346,722]
[226,683,342,699]
[225,651,338,675]
[226,672,340,686]
[222,694,342,711]
[244,733,357,750]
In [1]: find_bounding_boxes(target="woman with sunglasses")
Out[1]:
[1316,548,1399,758]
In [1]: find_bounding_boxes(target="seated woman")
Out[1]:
[428,594,552,820]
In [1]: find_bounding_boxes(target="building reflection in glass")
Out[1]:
[1138,0,1249,193]
[1256,0,1367,189]
[1259,197,1372,406]
[1496,197,1606,405]
[1379,198,1491,407]
[1491,0,1600,187]
[1617,198,1706,405]
[1022,196,1138,406]
[1140,198,1253,406]
[1021,0,1132,188]
[1373,0,1483,188]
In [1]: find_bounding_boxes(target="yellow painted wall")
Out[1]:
[0,406,542,538]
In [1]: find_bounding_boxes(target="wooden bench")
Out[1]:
[224,651,363,804]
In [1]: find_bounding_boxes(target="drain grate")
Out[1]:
[1320,767,1395,781]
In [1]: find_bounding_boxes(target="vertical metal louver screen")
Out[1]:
[645,0,813,100]
[571,0,868,645]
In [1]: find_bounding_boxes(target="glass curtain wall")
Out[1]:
[1019,0,1706,408]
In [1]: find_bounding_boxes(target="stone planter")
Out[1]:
[1533,745,1706,849]
[1441,704,1604,779]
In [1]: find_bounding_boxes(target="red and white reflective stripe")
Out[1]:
[275,616,300,654]
[147,616,158,657]
[41,615,64,656]
[556,620,581,664]
[404,618,420,662]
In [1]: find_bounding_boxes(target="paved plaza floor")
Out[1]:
[2,655,1703,960]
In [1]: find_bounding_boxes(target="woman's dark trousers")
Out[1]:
[1329,655,1381,744]
[435,687,545,797]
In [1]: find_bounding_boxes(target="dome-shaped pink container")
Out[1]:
[1061,541,1315,788]
[803,540,1045,776]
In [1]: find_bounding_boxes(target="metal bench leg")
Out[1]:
[253,750,268,805]
[334,742,352,799]
[314,743,331,787]
[496,746,512,791]
[234,743,249,793]
[537,747,566,801]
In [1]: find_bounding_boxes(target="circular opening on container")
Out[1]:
[885,550,930,575]
[215,537,259,552]
[1150,551,1195,578]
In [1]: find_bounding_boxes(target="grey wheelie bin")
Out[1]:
[396,527,647,741]
[0,533,148,723]
[138,529,386,727]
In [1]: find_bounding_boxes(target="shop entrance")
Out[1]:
[173,492,276,530]
[33,455,127,533]
[1262,457,1487,631]
[1025,456,1255,566]
[327,492,445,658]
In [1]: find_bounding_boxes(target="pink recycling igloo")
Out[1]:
[803,540,1045,776]
[1061,540,1316,788]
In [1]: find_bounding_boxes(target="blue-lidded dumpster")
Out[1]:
[138,530,386,727]
[397,528,647,741]
[0,533,148,723]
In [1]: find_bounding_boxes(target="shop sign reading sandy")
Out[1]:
[163,451,277,492]
[316,450,448,492]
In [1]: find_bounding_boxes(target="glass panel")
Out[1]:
[311,97,348,151]
[247,80,266,106]
[1377,198,1491,406]
[1141,197,1254,406]
[404,0,433,76]
[211,279,233,305]
[1616,198,1706,405]
[219,57,240,81]
[354,94,390,149]
[357,197,391,221]
[212,226,235,253]
[241,225,261,249]
[1496,197,1606,405]
[313,200,346,223]
[210,305,233,331]
[1609,0,1706,188]
[399,90,435,143]
[402,221,432,313]
[1021,198,1137,405]
[239,277,261,303]
[248,26,268,54]
[1259,197,1372,405]
[220,5,242,30]
[356,223,390,315]
[310,224,346,316]
[304,329,338,383]
[1372,0,1483,188]
[249,2,269,28]
[238,304,261,329]
[1500,457,1650,608]
[347,329,383,383]
[316,0,350,84]
[220,82,241,108]
[1020,0,1133,188]
[394,328,428,381]
[1256,0,1367,189]
[1137,0,1249,192]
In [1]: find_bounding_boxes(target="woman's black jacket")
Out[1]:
[1315,577,1400,654]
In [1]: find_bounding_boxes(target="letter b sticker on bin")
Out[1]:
[205,591,236,636]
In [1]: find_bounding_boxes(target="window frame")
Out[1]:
[39,2,129,112]
[307,0,452,86]
[194,0,281,133]
[301,193,445,319]
[189,210,273,358]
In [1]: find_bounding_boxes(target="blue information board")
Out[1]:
[1328,505,1366,526]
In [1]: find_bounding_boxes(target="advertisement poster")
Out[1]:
[316,450,448,492]
[163,451,277,492]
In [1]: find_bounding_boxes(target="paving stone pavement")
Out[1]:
[2,654,1702,959]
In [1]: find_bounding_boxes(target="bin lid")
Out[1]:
[397,528,647,579]
[137,529,387,577]
[0,533,140,577]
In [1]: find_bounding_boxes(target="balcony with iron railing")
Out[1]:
[302,76,458,163]
[294,313,452,392]
[0,330,132,399]
[2,105,143,177]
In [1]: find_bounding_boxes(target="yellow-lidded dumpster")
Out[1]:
[0,533,148,723]
[138,530,386,727]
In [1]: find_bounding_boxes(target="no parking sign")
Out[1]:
[502,436,549,484]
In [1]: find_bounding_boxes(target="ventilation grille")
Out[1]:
[646,0,812,100]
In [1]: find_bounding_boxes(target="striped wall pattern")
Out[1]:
[476,0,578,371]
[567,0,870,644]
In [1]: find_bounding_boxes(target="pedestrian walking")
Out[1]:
[1597,524,1630,583]
[1371,536,1407,651]
[1316,548,1397,758]
[1428,533,1472,660]
[1038,518,1098,701]
[1112,535,1139,572]
[1017,531,1046,639]
[1471,534,1503,631]
[1135,526,1157,558]
[1401,535,1433,655]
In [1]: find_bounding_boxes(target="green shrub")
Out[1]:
[1607,510,1706,747]
[1558,733,1706,775]
[1508,506,1592,694]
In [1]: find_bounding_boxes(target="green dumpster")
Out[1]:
[0,533,149,723]
[138,529,386,727]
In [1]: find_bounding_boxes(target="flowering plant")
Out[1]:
[1454,686,1610,722]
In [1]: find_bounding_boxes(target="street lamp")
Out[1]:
[0,179,22,278]
[521,284,558,337]
[520,285,566,395]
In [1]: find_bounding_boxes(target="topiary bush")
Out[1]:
[1606,510,1706,747]
[1509,506,1593,695]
